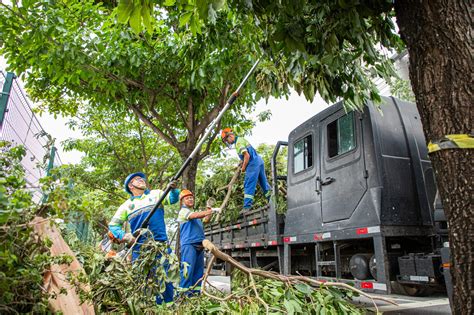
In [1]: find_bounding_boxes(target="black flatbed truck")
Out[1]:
[205,96,451,298]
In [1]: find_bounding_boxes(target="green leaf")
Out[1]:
[303,83,315,103]
[290,300,302,313]
[129,3,143,34]
[163,0,176,6]
[295,283,312,295]
[179,12,193,27]
[117,0,134,24]
[283,299,294,315]
[190,16,202,35]
[141,4,153,34]
[198,67,205,78]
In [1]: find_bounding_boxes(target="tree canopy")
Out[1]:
[116,0,403,108]
[0,0,283,190]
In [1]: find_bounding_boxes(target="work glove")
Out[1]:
[210,207,222,214]
[169,180,178,189]
[122,233,136,245]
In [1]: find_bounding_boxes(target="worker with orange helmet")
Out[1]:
[177,189,220,295]
[221,128,271,211]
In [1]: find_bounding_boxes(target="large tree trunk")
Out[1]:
[394,1,473,314]
[181,152,199,192]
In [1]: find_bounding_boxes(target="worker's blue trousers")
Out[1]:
[132,247,174,304]
[179,243,204,296]
[244,162,271,209]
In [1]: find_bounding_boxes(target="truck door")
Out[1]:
[319,110,367,223]
[285,125,321,236]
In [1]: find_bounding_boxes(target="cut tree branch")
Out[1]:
[215,164,242,219]
[201,239,397,311]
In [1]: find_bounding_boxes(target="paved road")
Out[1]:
[207,276,451,314]
[207,276,231,293]
[354,294,451,314]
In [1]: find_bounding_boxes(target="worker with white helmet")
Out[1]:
[108,172,179,304]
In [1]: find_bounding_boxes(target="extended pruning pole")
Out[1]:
[135,58,261,236]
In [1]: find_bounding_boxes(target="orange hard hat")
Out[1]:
[221,128,233,142]
[105,250,117,260]
[179,189,194,202]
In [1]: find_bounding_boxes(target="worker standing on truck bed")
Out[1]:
[177,190,220,295]
[108,172,179,305]
[221,128,271,211]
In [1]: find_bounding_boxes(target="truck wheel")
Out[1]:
[393,282,432,296]
[350,254,370,280]
[369,255,377,280]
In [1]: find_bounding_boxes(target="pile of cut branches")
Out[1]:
[70,231,182,314]
[69,235,392,314]
[196,240,395,315]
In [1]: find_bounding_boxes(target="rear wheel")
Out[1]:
[369,255,377,280]
[393,282,433,296]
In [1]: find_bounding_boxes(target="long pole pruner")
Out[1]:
[134,58,261,237]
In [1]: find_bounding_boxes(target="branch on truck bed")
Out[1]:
[278,185,287,197]
[201,239,397,314]
[215,165,242,220]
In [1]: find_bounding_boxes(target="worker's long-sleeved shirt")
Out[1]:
[108,189,180,248]
[234,136,263,165]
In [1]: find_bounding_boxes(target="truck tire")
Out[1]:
[369,255,377,280]
[350,254,371,280]
[392,282,433,296]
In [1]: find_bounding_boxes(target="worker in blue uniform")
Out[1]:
[221,128,271,211]
[108,172,179,304]
[177,189,220,296]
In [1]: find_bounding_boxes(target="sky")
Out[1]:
[246,93,328,146]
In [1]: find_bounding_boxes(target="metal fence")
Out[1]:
[0,70,62,202]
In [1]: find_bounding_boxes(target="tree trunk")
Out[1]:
[181,152,199,192]
[394,1,473,314]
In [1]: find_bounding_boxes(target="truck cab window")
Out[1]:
[294,135,313,173]
[327,111,356,158]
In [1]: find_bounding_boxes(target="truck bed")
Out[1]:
[204,205,279,249]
